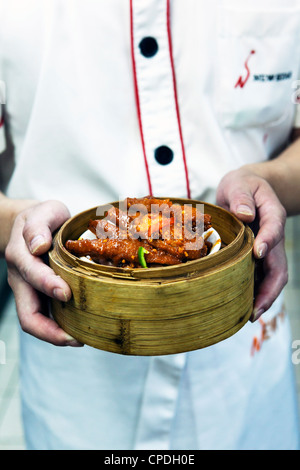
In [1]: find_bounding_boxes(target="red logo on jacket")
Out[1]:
[234,50,256,89]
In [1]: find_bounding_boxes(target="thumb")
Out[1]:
[22,200,70,255]
[217,176,256,223]
[230,191,256,223]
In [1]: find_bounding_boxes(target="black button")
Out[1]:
[154,146,174,165]
[139,37,159,58]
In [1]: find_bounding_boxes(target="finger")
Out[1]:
[22,200,70,255]
[250,240,288,321]
[18,254,71,301]
[7,251,71,302]
[252,184,286,259]
[6,225,71,302]
[8,270,82,346]
[227,187,256,222]
[216,175,256,223]
[218,174,286,259]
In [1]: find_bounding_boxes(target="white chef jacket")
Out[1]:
[1,0,300,450]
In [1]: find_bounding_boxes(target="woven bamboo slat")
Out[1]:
[49,198,255,355]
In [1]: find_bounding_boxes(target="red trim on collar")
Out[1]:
[130,0,153,196]
[0,115,4,128]
[166,0,191,199]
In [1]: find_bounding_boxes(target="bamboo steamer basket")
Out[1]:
[48,198,255,356]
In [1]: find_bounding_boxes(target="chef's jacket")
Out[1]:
[0,0,299,450]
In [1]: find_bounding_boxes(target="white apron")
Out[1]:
[1,0,299,449]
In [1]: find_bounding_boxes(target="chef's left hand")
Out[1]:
[216,167,288,322]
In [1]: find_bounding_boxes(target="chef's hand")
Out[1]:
[5,200,83,346]
[216,167,288,322]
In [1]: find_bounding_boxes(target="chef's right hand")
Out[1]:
[5,200,83,347]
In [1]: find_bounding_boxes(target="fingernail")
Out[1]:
[251,308,264,322]
[65,334,84,347]
[30,235,46,254]
[236,205,254,216]
[53,287,70,302]
[257,242,268,259]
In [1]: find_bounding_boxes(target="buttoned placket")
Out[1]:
[130,0,191,199]
[130,0,189,449]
